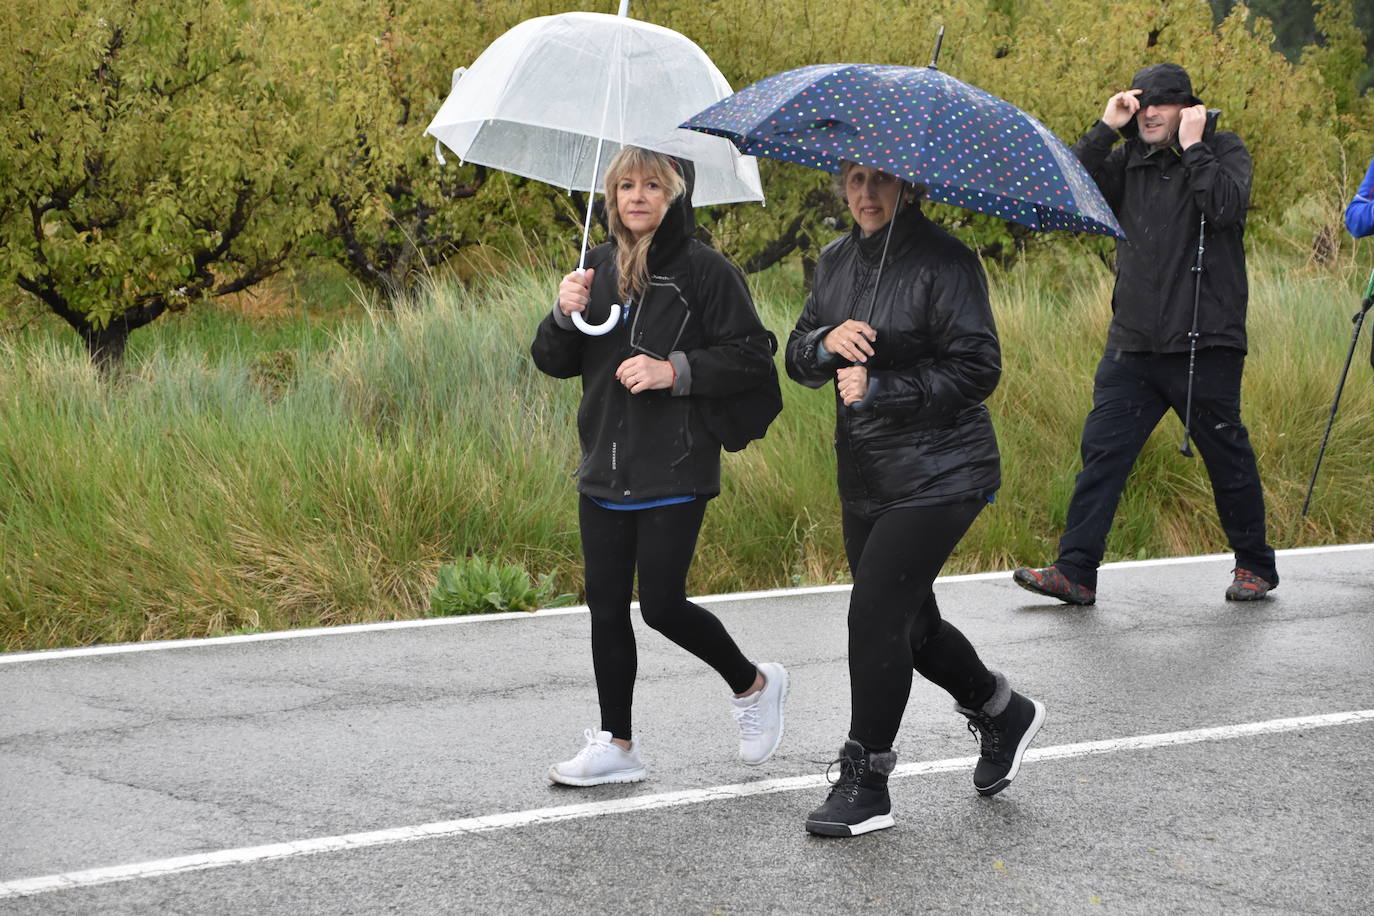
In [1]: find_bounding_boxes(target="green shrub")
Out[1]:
[429,555,572,616]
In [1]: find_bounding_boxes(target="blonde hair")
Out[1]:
[604,147,686,301]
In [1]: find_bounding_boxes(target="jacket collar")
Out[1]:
[1125,136,1183,170]
[851,201,929,265]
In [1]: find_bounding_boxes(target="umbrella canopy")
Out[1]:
[682,63,1123,238]
[424,11,762,207]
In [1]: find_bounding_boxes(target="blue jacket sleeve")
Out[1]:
[1345,157,1374,239]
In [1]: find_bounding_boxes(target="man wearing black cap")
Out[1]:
[1013,62,1279,605]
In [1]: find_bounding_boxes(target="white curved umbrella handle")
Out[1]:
[568,266,619,335]
[571,306,619,336]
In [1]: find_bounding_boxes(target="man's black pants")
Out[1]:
[1055,348,1278,590]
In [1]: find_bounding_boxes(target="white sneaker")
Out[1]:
[731,662,788,765]
[548,729,646,787]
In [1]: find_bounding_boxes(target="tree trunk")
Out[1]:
[81,321,130,378]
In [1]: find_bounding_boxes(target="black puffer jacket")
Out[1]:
[530,160,775,502]
[786,206,1001,517]
[1072,118,1251,354]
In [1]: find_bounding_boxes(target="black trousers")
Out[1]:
[579,495,757,741]
[1056,348,1278,590]
[843,501,997,753]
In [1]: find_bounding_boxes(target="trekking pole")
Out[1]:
[1300,265,1374,517]
[1179,213,1206,457]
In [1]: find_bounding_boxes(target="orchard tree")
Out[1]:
[313,0,609,297]
[0,0,330,371]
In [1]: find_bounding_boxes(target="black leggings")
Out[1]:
[579,495,757,740]
[843,501,997,752]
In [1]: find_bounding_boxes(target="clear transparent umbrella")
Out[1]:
[425,4,762,293]
[425,11,761,204]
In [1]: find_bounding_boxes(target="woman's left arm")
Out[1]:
[669,254,776,398]
[861,252,1000,415]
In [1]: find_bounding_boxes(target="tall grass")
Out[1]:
[3,250,1372,650]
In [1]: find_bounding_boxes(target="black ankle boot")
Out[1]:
[804,740,897,837]
[956,671,1046,797]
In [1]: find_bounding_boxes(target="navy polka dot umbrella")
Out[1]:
[681,62,1124,239]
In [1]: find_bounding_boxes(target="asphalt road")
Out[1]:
[2,545,1372,914]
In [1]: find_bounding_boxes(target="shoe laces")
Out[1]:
[965,712,1002,758]
[823,755,863,803]
[731,701,762,738]
[572,728,620,763]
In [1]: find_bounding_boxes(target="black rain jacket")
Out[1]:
[786,206,1001,517]
[529,160,775,502]
[1072,118,1251,354]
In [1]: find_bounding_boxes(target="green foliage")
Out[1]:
[639,0,1004,270]
[627,0,1364,266]
[299,0,586,295]
[1214,0,1374,90]
[1305,0,1368,116]
[0,0,334,364]
[3,248,1374,649]
[429,555,571,616]
[4,0,1371,357]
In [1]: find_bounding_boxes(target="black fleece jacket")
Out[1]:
[529,161,775,502]
[1072,118,1251,354]
[787,206,1002,517]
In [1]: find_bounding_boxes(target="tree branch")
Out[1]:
[212,251,291,297]
[741,212,806,274]
[330,194,388,286]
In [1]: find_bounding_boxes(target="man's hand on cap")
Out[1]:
[1178,104,1207,149]
[1103,89,1142,130]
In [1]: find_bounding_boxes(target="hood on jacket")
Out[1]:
[1130,62,1203,108]
[644,155,696,269]
[1118,62,1216,144]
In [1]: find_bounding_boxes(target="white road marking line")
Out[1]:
[3,709,1371,900]
[3,543,1370,666]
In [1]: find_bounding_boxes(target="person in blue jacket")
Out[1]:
[1344,156,1374,374]
[1345,156,1374,238]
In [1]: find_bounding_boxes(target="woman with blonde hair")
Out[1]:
[532,146,786,786]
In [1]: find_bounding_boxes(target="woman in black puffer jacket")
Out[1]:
[532,147,787,788]
[787,162,1046,838]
